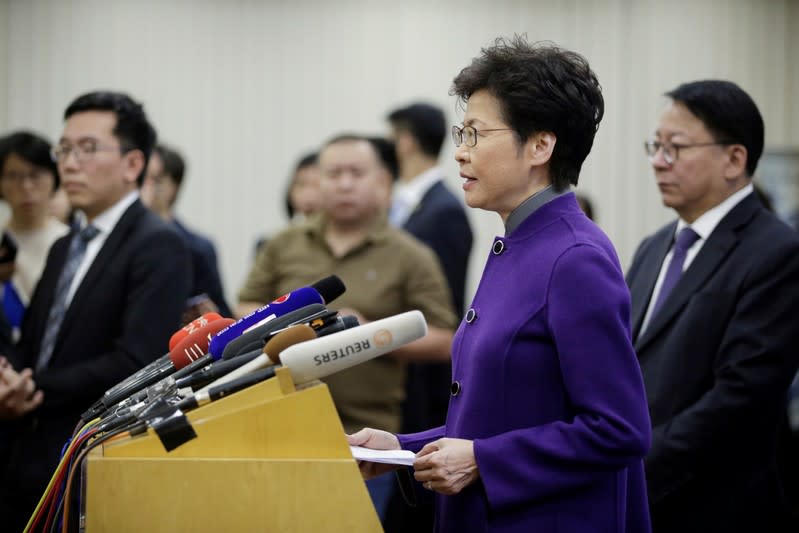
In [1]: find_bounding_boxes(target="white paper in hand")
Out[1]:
[350,445,416,466]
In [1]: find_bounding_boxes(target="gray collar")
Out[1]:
[504,185,571,236]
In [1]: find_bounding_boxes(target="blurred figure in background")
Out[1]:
[144,144,231,319]
[254,151,324,255]
[48,187,77,228]
[284,151,322,222]
[0,132,70,338]
[575,192,595,221]
[238,134,456,522]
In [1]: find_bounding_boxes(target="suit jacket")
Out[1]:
[0,199,192,530]
[399,180,473,434]
[173,218,231,317]
[399,194,652,533]
[626,192,799,532]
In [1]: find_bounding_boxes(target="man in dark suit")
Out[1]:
[385,103,472,531]
[626,80,799,533]
[144,144,231,319]
[0,91,191,531]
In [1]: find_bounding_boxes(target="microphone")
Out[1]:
[179,313,361,391]
[206,276,345,360]
[130,325,318,425]
[196,324,317,393]
[101,312,226,403]
[83,318,234,421]
[106,312,358,424]
[219,304,329,360]
[176,311,427,412]
[168,312,223,350]
[279,310,427,383]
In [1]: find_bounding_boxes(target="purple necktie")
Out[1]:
[651,227,700,318]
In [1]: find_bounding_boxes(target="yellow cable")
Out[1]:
[22,418,100,533]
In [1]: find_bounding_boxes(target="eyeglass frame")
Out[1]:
[50,140,126,164]
[643,138,734,165]
[451,124,514,148]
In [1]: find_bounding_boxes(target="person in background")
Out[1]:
[48,187,76,228]
[384,102,473,532]
[253,152,323,256]
[349,37,652,532]
[238,134,457,522]
[575,192,595,221]
[144,144,231,319]
[627,80,799,532]
[0,132,70,338]
[0,91,191,531]
[284,151,322,221]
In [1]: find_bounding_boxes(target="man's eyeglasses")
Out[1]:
[51,142,121,163]
[452,125,513,148]
[643,139,732,165]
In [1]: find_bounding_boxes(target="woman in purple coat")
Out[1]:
[349,36,652,532]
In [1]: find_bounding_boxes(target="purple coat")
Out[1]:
[399,194,652,532]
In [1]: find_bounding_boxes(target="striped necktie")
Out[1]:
[36,225,100,371]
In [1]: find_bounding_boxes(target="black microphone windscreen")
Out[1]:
[310,275,346,304]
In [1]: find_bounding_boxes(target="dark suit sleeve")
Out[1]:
[408,202,472,315]
[645,239,799,500]
[191,240,232,317]
[34,225,192,411]
[404,198,472,315]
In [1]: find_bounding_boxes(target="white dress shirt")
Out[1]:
[639,184,754,336]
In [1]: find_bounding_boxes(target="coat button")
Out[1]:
[451,381,461,396]
[492,240,505,255]
[465,308,477,323]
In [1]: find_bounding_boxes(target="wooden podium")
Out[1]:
[85,368,383,532]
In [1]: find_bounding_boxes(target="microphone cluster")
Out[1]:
[26,275,429,533]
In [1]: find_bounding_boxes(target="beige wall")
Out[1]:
[1,0,797,305]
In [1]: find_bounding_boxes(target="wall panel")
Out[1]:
[1,0,796,306]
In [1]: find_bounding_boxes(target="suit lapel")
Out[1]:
[56,201,144,342]
[634,194,760,353]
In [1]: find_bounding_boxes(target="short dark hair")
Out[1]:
[451,36,604,190]
[285,151,319,219]
[367,137,399,181]
[64,91,157,186]
[153,144,186,187]
[0,130,60,191]
[387,103,446,158]
[665,80,764,177]
[322,134,399,181]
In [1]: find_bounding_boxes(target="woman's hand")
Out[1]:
[346,427,401,479]
[414,438,479,495]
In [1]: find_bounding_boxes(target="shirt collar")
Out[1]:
[77,191,140,235]
[305,211,391,246]
[393,166,443,209]
[504,185,571,236]
[676,183,754,240]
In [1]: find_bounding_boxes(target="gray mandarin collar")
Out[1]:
[504,185,571,236]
